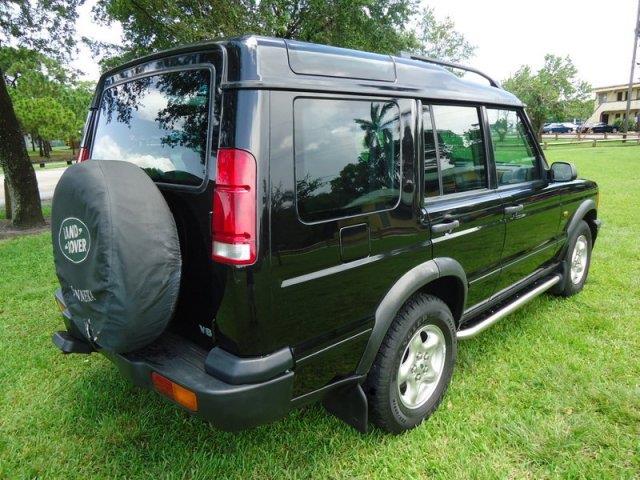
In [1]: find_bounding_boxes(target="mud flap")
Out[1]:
[322,383,369,433]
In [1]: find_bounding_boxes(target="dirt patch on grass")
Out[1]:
[0,219,50,240]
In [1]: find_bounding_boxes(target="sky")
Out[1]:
[73,0,639,89]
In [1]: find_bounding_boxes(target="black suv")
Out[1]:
[51,36,600,434]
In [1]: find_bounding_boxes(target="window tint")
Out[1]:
[294,98,401,222]
[92,69,212,186]
[431,105,487,195]
[487,109,539,185]
[422,105,440,197]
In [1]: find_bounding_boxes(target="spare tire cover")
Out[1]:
[51,160,181,353]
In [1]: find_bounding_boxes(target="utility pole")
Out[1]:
[623,0,640,136]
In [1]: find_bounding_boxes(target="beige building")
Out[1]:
[587,82,640,125]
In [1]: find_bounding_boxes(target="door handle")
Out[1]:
[504,204,524,215]
[431,219,460,234]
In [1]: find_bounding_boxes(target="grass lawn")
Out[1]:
[0,203,51,221]
[0,147,73,175]
[0,145,638,479]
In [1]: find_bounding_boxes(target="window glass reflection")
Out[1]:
[423,105,440,197]
[92,69,211,186]
[294,98,401,222]
[432,105,487,194]
[487,109,539,185]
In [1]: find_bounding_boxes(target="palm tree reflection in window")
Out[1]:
[295,100,401,222]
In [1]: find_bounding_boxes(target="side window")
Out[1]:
[431,105,487,195]
[486,109,540,185]
[294,98,401,223]
[422,105,440,197]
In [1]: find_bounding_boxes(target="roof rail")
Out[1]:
[402,53,502,89]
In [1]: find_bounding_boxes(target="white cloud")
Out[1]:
[92,135,175,172]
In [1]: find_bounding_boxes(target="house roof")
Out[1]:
[593,82,640,93]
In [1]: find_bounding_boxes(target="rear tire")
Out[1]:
[553,220,592,297]
[365,294,456,434]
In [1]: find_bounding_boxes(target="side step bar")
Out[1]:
[457,275,561,340]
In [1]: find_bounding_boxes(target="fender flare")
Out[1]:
[559,198,597,259]
[355,257,467,375]
[553,198,598,287]
[566,199,596,238]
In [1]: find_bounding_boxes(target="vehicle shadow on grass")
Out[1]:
[64,361,376,475]
[61,292,579,477]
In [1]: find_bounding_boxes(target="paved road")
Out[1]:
[0,167,66,207]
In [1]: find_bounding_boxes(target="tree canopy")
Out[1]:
[90,0,475,68]
[503,54,593,136]
[0,0,83,227]
[413,6,475,63]
[1,47,93,154]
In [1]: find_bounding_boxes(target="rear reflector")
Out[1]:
[212,148,257,265]
[151,372,198,411]
[77,147,89,162]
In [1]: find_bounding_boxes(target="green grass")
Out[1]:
[543,139,640,148]
[30,160,71,170]
[0,203,51,221]
[0,148,73,174]
[1,146,639,479]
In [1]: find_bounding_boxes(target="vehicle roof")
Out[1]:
[99,36,522,107]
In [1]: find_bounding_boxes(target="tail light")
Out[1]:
[212,148,257,265]
[77,147,89,162]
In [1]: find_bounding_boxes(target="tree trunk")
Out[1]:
[4,178,11,220]
[0,69,45,228]
[38,136,44,157]
[30,136,36,152]
[44,140,51,159]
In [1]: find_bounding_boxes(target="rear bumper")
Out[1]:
[103,334,294,431]
[53,290,294,431]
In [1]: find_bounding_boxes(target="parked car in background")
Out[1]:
[542,123,572,133]
[562,122,578,132]
[578,122,617,134]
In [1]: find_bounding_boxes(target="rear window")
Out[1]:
[91,69,212,186]
[294,98,401,223]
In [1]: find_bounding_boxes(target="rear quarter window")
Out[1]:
[293,97,401,223]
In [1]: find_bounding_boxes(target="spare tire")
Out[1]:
[51,160,182,353]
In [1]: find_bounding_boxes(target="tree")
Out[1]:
[92,0,417,66]
[0,0,83,227]
[1,47,92,158]
[59,81,94,154]
[91,1,474,68]
[412,6,475,63]
[503,55,592,139]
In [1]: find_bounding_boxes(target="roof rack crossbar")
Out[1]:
[405,54,502,89]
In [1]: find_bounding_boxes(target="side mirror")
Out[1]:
[550,162,578,182]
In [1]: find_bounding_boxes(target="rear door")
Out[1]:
[88,51,224,347]
[486,108,563,290]
[422,103,505,309]
[269,93,424,396]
